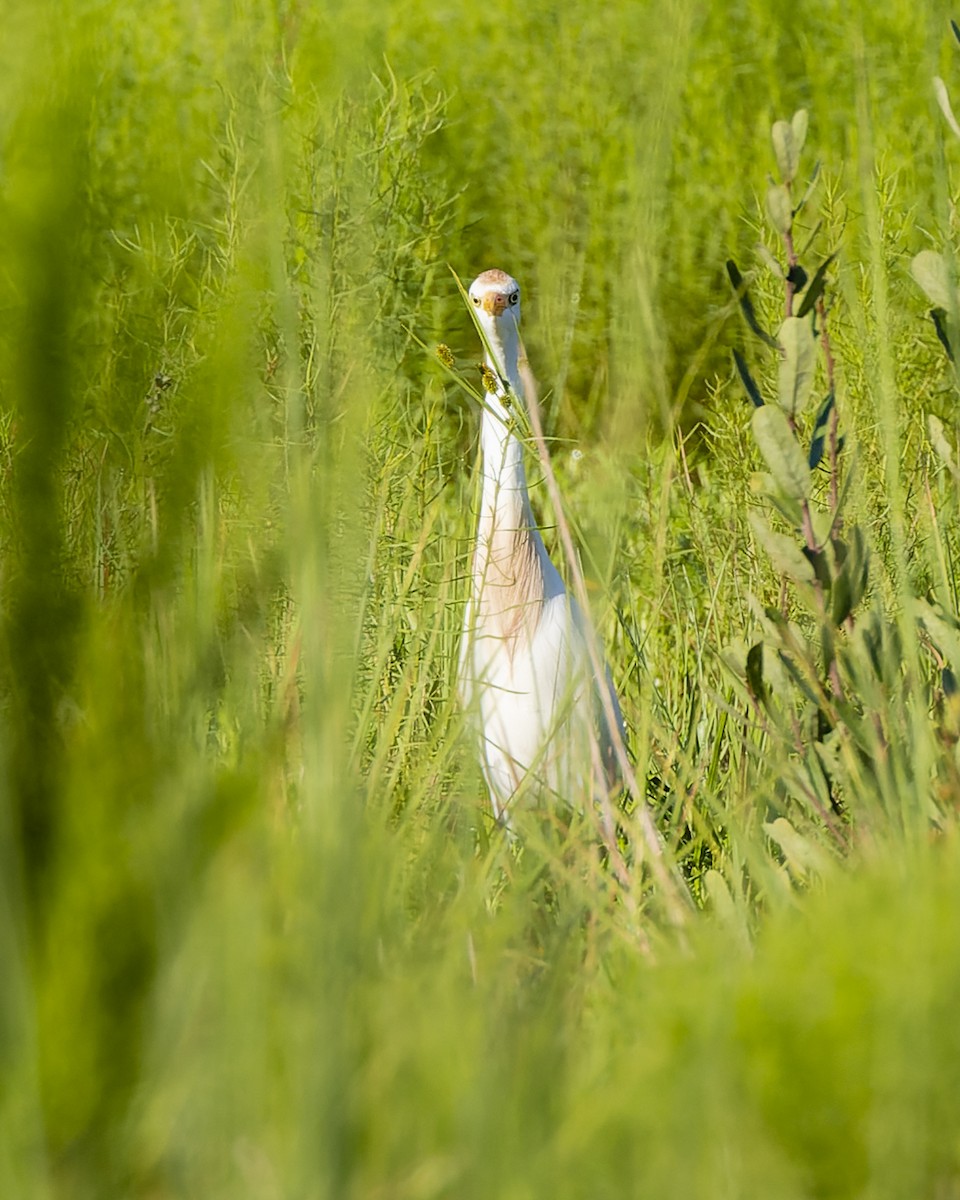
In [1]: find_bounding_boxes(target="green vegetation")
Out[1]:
[3,1,960,1195]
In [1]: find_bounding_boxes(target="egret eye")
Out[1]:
[509,292,519,305]
[471,295,480,306]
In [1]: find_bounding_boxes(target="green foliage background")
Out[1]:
[3,1,960,1196]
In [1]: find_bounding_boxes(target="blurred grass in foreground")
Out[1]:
[2,0,960,1196]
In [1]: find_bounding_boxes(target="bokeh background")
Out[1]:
[2,1,960,1196]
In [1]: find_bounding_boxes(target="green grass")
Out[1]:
[3,0,960,1196]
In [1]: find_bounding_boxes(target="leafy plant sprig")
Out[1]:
[722,111,884,850]
[908,17,960,800]
[911,23,960,364]
[728,111,861,690]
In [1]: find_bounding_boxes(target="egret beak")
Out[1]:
[482,293,509,316]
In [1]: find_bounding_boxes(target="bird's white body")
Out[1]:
[459,269,624,822]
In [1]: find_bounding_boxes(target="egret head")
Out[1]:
[468,269,522,394]
[468,268,521,335]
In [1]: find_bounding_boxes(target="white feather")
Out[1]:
[459,269,625,822]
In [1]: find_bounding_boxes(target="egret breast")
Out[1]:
[464,589,596,820]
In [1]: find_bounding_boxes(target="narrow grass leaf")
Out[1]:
[795,159,822,216]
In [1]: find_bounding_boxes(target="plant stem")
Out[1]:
[818,296,841,518]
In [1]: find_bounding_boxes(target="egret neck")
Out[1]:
[473,297,548,645]
[479,310,532,525]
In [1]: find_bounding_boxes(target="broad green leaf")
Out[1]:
[928,413,957,471]
[748,512,815,584]
[820,624,835,672]
[917,600,960,669]
[911,250,953,309]
[811,390,835,437]
[808,390,835,468]
[934,76,960,140]
[931,308,955,361]
[848,526,869,610]
[763,816,828,879]
[752,405,810,500]
[777,316,817,416]
[752,472,803,529]
[790,109,809,161]
[814,731,842,778]
[806,545,831,591]
[733,349,764,407]
[811,505,835,547]
[763,480,806,532]
[766,183,792,234]
[831,568,852,626]
[795,252,836,319]
[776,646,822,707]
[767,647,795,705]
[786,263,808,291]
[742,617,794,702]
[828,534,848,570]
[704,870,736,920]
[772,120,797,183]
[746,642,765,700]
[831,446,859,528]
[832,526,869,624]
[755,241,785,278]
[769,491,804,529]
[720,638,750,681]
[727,259,778,347]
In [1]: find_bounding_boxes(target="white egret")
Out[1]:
[458,268,626,824]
